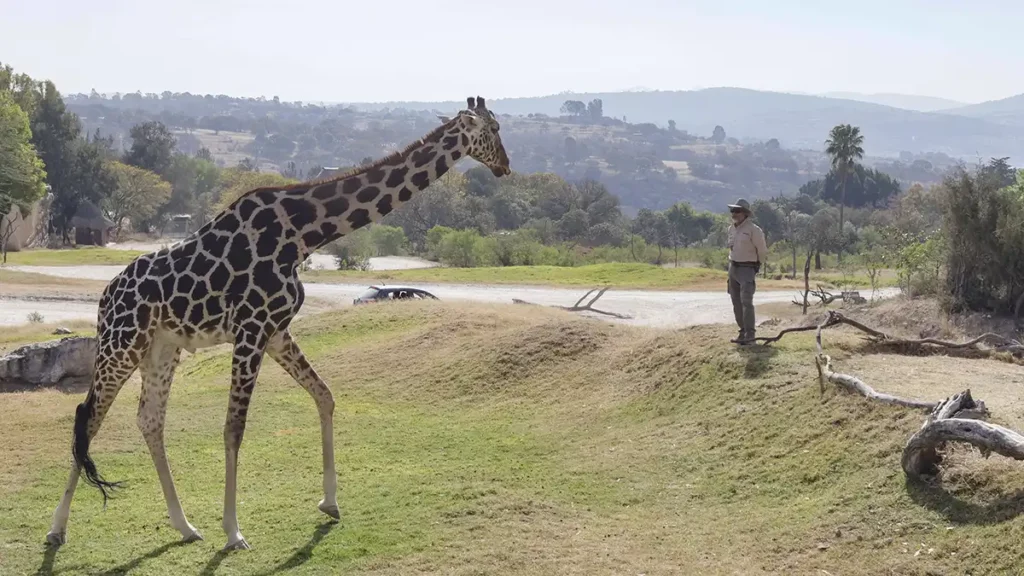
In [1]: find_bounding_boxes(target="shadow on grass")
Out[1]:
[737,344,778,378]
[199,521,337,576]
[906,478,1024,525]
[36,540,186,576]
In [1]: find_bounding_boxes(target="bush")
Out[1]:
[369,225,408,256]
[700,249,730,271]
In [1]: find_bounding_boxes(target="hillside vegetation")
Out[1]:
[3,303,1024,574]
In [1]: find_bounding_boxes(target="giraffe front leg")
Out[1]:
[267,331,339,520]
[138,340,202,543]
[222,334,266,551]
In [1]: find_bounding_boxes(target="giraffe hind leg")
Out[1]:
[138,337,202,542]
[221,329,270,551]
[267,330,339,520]
[47,332,144,545]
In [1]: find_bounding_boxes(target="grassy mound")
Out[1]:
[1,302,1022,574]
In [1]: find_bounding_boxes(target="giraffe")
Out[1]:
[46,96,511,551]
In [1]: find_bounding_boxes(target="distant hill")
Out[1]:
[940,93,1024,127]
[351,88,1024,162]
[819,92,968,112]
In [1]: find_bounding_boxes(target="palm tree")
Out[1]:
[825,124,864,263]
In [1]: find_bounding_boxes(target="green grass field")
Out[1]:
[2,303,1022,574]
[4,247,145,266]
[6,250,895,291]
[303,262,894,291]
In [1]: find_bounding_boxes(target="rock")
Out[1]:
[53,327,73,335]
[0,336,96,387]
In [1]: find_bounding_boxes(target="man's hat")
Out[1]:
[727,198,751,213]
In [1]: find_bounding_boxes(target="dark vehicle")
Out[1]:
[352,285,440,306]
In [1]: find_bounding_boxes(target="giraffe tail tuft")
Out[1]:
[72,395,124,508]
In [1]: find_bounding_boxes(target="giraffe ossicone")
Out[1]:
[45,96,510,551]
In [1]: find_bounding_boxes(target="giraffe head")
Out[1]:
[445,96,511,177]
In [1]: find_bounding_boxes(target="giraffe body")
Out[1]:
[46,97,510,550]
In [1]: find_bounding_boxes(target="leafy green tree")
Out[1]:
[825,123,864,262]
[556,208,590,241]
[587,99,603,120]
[105,161,172,236]
[750,199,784,244]
[465,166,498,197]
[369,225,407,256]
[123,121,177,177]
[0,91,47,216]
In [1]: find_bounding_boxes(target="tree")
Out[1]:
[981,156,1015,188]
[195,147,213,162]
[123,121,177,177]
[667,120,677,132]
[711,125,726,144]
[824,123,864,263]
[215,167,296,210]
[564,136,578,165]
[560,100,587,117]
[751,199,784,245]
[0,91,47,216]
[369,225,407,256]
[587,99,603,120]
[105,162,171,236]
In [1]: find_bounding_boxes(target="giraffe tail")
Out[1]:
[72,392,123,508]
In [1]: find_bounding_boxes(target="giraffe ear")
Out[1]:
[437,115,451,123]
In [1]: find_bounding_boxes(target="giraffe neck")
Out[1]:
[287,120,468,257]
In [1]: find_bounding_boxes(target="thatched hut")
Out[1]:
[71,200,114,246]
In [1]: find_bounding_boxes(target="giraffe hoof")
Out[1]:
[318,500,341,520]
[45,531,66,547]
[224,536,250,551]
[182,530,204,543]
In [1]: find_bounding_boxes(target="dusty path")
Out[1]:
[2,264,898,328]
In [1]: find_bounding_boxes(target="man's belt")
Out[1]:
[730,261,760,268]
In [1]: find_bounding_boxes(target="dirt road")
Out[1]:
[1,264,898,328]
[107,241,438,272]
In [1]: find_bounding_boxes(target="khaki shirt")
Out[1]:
[728,218,768,264]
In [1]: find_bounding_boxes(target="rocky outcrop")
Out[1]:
[0,337,96,388]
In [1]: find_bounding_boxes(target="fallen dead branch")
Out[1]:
[898,389,1024,480]
[513,287,633,319]
[759,310,1024,358]
[792,285,838,308]
[812,313,936,409]
[800,312,1024,481]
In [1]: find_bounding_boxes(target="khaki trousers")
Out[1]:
[728,262,757,339]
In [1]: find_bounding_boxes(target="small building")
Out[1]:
[167,214,193,238]
[71,200,115,246]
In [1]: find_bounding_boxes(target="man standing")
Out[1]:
[726,198,768,345]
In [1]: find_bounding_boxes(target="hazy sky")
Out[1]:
[2,0,1022,104]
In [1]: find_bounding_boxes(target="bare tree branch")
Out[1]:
[513,287,632,319]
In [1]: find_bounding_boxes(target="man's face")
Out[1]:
[730,209,746,225]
